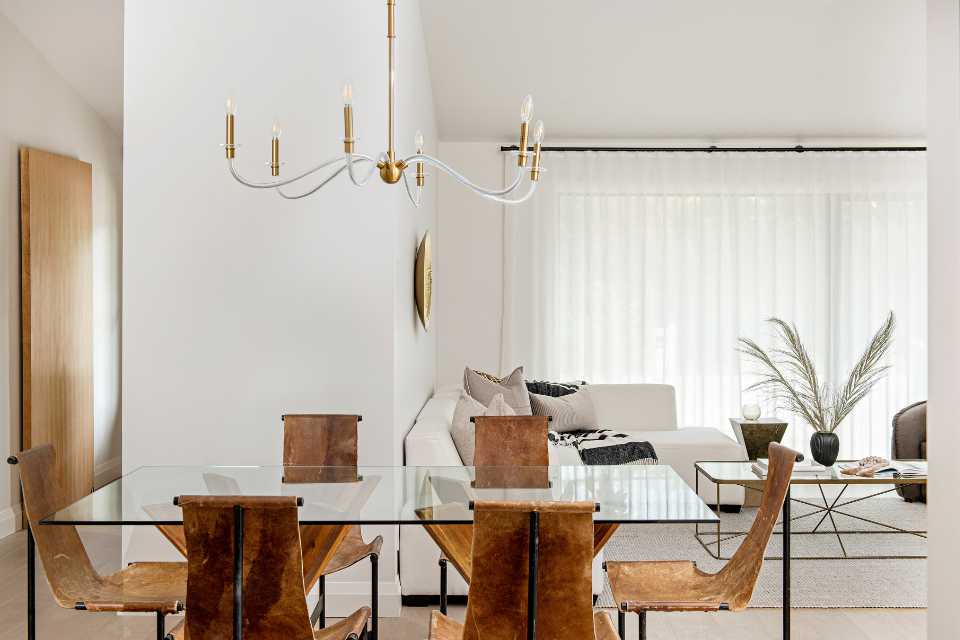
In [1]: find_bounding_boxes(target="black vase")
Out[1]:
[809,432,840,467]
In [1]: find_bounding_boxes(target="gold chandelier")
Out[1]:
[223,0,544,206]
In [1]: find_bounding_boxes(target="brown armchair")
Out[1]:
[891,401,926,502]
[605,442,798,639]
[8,445,187,640]
[282,414,383,639]
[166,496,369,640]
[428,500,618,640]
[427,415,550,614]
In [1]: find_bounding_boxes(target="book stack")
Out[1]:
[751,458,827,477]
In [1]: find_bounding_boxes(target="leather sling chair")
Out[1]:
[428,500,619,640]
[8,444,187,640]
[604,442,799,639]
[428,415,550,614]
[282,414,383,640]
[165,495,369,640]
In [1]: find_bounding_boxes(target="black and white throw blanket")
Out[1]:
[548,429,658,466]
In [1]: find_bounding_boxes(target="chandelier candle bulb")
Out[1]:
[415,130,425,187]
[270,121,281,177]
[518,94,534,167]
[224,97,236,159]
[531,120,544,181]
[343,105,355,154]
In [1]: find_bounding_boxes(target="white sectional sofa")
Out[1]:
[400,383,747,600]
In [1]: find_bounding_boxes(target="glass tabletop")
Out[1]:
[695,460,928,485]
[42,464,719,525]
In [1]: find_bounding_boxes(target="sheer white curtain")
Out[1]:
[503,151,927,458]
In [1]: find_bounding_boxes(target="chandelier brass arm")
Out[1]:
[222,0,546,208]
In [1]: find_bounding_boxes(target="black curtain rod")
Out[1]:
[500,144,926,153]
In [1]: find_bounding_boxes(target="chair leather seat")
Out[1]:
[165,606,370,640]
[321,525,383,576]
[606,560,726,613]
[428,610,618,640]
[83,561,187,614]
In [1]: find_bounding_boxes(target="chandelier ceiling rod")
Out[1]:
[222,0,545,207]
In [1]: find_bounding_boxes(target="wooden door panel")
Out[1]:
[20,147,94,505]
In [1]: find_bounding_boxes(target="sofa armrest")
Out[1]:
[405,417,464,467]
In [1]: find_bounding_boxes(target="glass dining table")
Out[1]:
[30,464,739,639]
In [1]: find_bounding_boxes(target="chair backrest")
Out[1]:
[463,501,596,640]
[179,495,321,640]
[8,445,101,606]
[717,442,797,609]
[584,384,678,431]
[282,414,360,483]
[473,416,549,488]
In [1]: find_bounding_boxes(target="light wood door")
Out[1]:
[20,148,94,505]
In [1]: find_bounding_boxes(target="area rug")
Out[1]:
[597,493,927,608]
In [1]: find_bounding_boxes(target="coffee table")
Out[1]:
[694,460,927,561]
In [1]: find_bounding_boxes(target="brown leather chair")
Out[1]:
[604,442,798,639]
[8,445,187,640]
[166,496,369,640]
[430,415,550,612]
[282,414,383,639]
[428,500,618,640]
[891,401,926,502]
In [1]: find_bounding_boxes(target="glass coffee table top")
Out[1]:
[42,464,720,526]
[696,460,928,485]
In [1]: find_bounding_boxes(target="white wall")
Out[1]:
[123,0,436,614]
[435,142,505,385]
[926,1,959,636]
[0,11,123,538]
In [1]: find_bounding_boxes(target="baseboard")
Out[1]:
[0,504,23,539]
[308,578,402,617]
[94,456,122,488]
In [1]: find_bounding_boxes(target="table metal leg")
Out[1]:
[716,482,721,558]
[617,609,625,639]
[439,557,448,615]
[782,487,791,639]
[27,525,35,640]
[527,511,540,640]
[156,612,165,640]
[233,505,244,640]
[370,554,378,640]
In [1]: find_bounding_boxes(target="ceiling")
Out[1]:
[0,1,925,142]
[0,0,123,133]
[420,0,926,141]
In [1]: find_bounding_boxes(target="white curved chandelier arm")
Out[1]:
[346,152,383,187]
[400,170,422,208]
[402,153,524,197]
[228,156,345,189]
[276,163,353,200]
[474,178,539,205]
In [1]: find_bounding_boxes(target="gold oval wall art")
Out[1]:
[415,231,433,330]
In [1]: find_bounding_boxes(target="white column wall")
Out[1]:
[123,0,436,615]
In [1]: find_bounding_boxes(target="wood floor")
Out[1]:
[0,529,926,640]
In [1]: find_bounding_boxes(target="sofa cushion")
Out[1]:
[526,380,587,397]
[584,384,677,431]
[450,392,516,465]
[530,390,597,433]
[463,366,532,415]
[550,430,658,465]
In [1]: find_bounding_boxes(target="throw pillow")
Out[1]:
[529,389,597,433]
[450,392,516,465]
[526,379,588,397]
[463,366,532,416]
